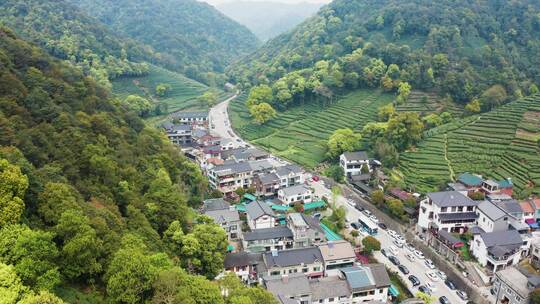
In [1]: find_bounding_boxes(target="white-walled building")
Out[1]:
[275,164,304,188]
[319,240,356,276]
[492,267,540,304]
[278,184,313,205]
[470,230,524,274]
[476,200,510,233]
[245,201,276,230]
[418,191,478,234]
[340,151,370,178]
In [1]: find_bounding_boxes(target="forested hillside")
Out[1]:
[68,0,260,85]
[0,27,275,303]
[0,0,160,90]
[216,1,324,41]
[228,0,540,108]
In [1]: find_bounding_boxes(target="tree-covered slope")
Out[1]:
[0,27,275,303]
[0,0,161,89]
[68,0,260,85]
[229,0,540,104]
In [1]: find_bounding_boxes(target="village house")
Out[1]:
[339,151,371,178]
[492,267,540,304]
[220,147,269,162]
[170,111,208,125]
[223,252,265,284]
[207,161,253,194]
[245,200,276,230]
[418,191,478,234]
[286,213,326,248]
[275,164,304,188]
[530,239,540,269]
[475,200,511,233]
[262,247,324,278]
[242,226,294,252]
[253,172,281,198]
[319,240,356,276]
[470,230,524,275]
[456,172,484,193]
[204,206,242,240]
[278,184,313,205]
[481,178,513,196]
[160,122,193,146]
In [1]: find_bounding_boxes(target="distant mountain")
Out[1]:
[68,0,260,85]
[215,1,325,41]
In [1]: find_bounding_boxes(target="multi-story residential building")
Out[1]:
[456,172,483,193]
[204,207,242,240]
[520,201,536,222]
[242,226,294,252]
[264,264,391,304]
[481,178,513,196]
[245,200,276,230]
[530,239,540,269]
[170,111,208,125]
[278,185,313,205]
[207,161,253,194]
[221,147,269,162]
[202,198,230,212]
[262,247,324,278]
[470,230,524,274]
[319,240,356,276]
[418,191,478,234]
[286,213,326,248]
[275,164,304,188]
[476,200,510,233]
[223,252,264,284]
[161,122,193,145]
[492,267,540,304]
[253,172,281,198]
[339,151,370,178]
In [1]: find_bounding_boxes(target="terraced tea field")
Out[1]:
[397,95,540,196]
[113,65,226,114]
[396,91,463,116]
[229,89,394,168]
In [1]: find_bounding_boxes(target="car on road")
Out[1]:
[363,210,372,217]
[355,205,364,212]
[414,249,425,259]
[398,265,409,275]
[381,249,388,257]
[369,215,379,223]
[350,222,359,230]
[404,243,415,252]
[439,296,450,304]
[424,259,436,269]
[405,253,416,262]
[435,270,447,281]
[425,281,437,293]
[312,176,320,182]
[426,271,440,282]
[418,285,431,295]
[388,256,400,266]
[378,222,387,230]
[408,275,421,286]
[347,199,356,207]
[394,234,406,244]
[389,245,399,256]
[456,290,468,300]
[444,279,456,290]
[236,138,241,142]
[387,230,397,238]
[393,239,404,248]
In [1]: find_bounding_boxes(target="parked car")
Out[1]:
[313,213,321,218]
[369,215,379,223]
[387,230,397,238]
[381,248,388,257]
[347,199,356,207]
[312,176,320,182]
[426,281,437,293]
[351,222,359,230]
[363,210,372,217]
[398,265,409,275]
[418,286,431,295]
[414,249,425,259]
[405,253,416,262]
[439,296,450,304]
[393,239,404,248]
[426,271,440,282]
[424,259,436,269]
[445,279,456,290]
[389,245,399,256]
[435,270,447,281]
[355,205,364,212]
[388,256,400,266]
[408,275,421,286]
[378,222,388,230]
[404,243,415,252]
[395,235,406,244]
[456,290,468,300]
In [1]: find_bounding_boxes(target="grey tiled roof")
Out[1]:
[213,161,252,176]
[368,264,392,288]
[427,191,477,207]
[258,172,280,184]
[246,201,275,219]
[243,226,293,241]
[494,200,523,215]
[265,274,311,298]
[224,252,263,268]
[342,151,368,161]
[438,212,478,221]
[264,247,322,268]
[280,184,311,197]
[204,208,240,224]
[310,277,350,301]
[171,111,208,119]
[275,164,302,176]
[249,160,274,172]
[477,200,506,221]
[202,198,230,211]
[480,230,522,248]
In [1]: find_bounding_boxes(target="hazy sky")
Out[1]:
[204,0,331,5]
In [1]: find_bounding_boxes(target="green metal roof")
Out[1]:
[243,193,257,201]
[227,245,234,252]
[389,284,400,296]
[235,203,247,212]
[320,223,342,241]
[271,204,292,212]
[498,179,513,188]
[457,173,483,186]
[303,200,326,211]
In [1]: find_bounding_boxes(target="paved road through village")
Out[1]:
[209,96,471,303]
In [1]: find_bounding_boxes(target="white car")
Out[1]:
[363,210,372,217]
[394,235,406,244]
[425,281,437,292]
[404,243,415,252]
[347,199,356,207]
[387,230,397,238]
[424,259,436,269]
[369,215,379,223]
[426,271,440,282]
[435,270,447,281]
[414,249,425,259]
[389,246,399,256]
[405,253,416,262]
[393,239,404,248]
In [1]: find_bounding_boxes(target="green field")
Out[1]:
[113,65,209,112]
[229,89,395,168]
[397,95,540,196]
[396,90,464,116]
